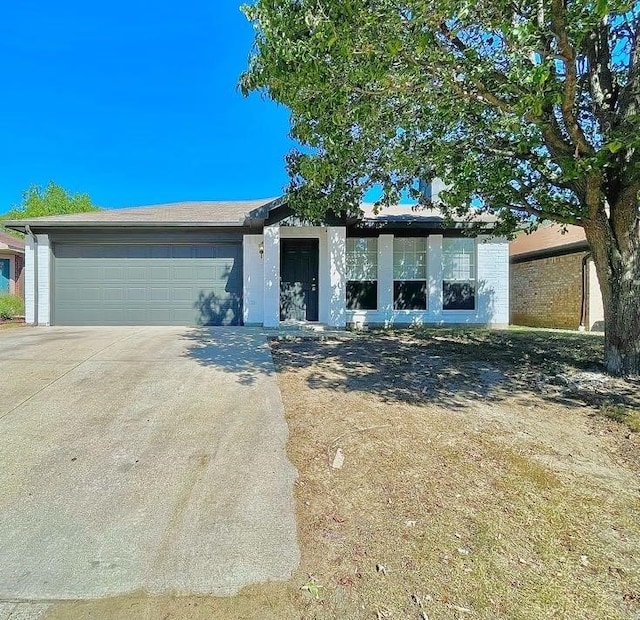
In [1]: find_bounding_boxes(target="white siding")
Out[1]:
[243,234,265,325]
[24,236,36,324]
[36,234,51,326]
[427,234,443,319]
[243,226,510,328]
[476,236,509,326]
[263,226,280,328]
[327,227,346,327]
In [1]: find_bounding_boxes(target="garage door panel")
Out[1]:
[126,288,146,302]
[171,287,194,303]
[53,242,242,326]
[150,288,170,301]
[148,267,169,281]
[172,265,195,280]
[103,287,124,302]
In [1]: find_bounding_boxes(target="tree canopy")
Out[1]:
[5,182,99,223]
[242,0,640,375]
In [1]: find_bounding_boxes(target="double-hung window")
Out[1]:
[442,238,476,310]
[393,238,427,310]
[346,238,378,310]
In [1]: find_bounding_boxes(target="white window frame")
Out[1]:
[346,237,378,310]
[442,237,476,311]
[393,237,428,310]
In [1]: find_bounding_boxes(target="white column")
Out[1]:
[242,234,265,325]
[378,234,394,325]
[263,225,280,328]
[24,236,36,324]
[428,234,443,317]
[36,234,51,326]
[327,227,346,327]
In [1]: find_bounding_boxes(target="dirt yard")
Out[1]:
[46,328,640,619]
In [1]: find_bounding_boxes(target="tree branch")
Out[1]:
[583,20,616,130]
[550,0,594,155]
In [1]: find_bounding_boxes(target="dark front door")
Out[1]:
[280,239,319,321]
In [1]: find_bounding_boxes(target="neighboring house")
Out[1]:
[4,193,509,328]
[510,223,604,331]
[0,230,25,298]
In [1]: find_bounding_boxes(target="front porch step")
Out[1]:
[263,321,357,341]
[278,321,331,332]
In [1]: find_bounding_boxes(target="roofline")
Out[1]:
[510,240,590,262]
[3,220,247,232]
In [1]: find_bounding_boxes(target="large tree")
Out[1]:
[241,0,640,376]
[4,181,99,224]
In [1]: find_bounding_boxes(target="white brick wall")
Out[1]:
[36,234,51,326]
[24,236,36,324]
[262,225,280,328]
[243,234,265,325]
[476,236,509,326]
[346,234,510,327]
[327,227,346,327]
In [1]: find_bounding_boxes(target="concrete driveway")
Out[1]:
[0,326,299,600]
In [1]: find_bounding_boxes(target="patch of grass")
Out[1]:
[600,404,640,433]
[0,293,24,320]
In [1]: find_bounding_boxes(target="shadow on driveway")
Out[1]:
[181,327,275,386]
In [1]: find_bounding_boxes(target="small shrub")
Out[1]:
[600,403,640,433]
[0,294,24,320]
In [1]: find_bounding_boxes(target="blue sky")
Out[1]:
[0,1,295,212]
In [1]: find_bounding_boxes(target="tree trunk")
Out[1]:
[600,269,640,376]
[584,212,640,377]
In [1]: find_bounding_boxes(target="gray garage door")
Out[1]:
[53,243,243,326]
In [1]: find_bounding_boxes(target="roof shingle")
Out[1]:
[2,199,278,228]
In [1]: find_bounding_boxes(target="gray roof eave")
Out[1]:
[3,220,249,232]
[510,240,590,262]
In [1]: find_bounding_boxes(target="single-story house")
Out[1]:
[510,223,604,331]
[0,230,25,298]
[4,193,509,328]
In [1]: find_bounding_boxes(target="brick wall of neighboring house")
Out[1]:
[510,251,588,330]
[14,254,24,298]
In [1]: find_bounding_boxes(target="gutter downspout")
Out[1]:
[579,253,591,332]
[25,225,37,325]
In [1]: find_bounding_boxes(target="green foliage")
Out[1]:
[0,294,24,320]
[4,182,99,226]
[600,403,640,432]
[241,1,639,236]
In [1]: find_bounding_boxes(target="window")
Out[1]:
[393,238,427,310]
[443,238,476,310]
[346,238,377,310]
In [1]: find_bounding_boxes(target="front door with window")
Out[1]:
[280,239,319,321]
[0,259,10,294]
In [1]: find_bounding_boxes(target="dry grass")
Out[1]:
[601,404,640,433]
[46,328,640,619]
[0,318,25,330]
